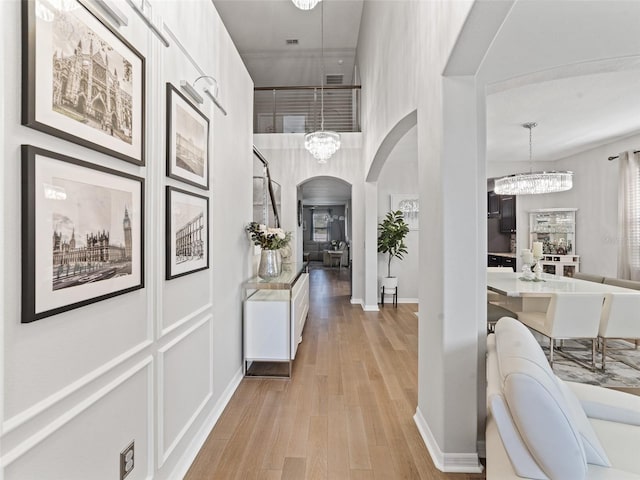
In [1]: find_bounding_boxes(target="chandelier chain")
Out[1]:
[320,0,324,131]
[303,0,340,163]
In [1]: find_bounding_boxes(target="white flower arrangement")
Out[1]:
[246,222,291,250]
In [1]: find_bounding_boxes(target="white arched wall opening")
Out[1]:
[297,176,353,275]
[363,110,418,309]
[420,0,640,472]
[253,133,364,301]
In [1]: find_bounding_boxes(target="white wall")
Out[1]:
[357,0,482,472]
[253,133,364,301]
[490,134,640,277]
[377,126,419,301]
[1,1,253,478]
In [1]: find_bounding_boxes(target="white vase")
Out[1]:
[258,249,281,278]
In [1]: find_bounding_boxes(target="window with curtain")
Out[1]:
[618,151,640,280]
[312,211,329,241]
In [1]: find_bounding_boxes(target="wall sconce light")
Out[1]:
[181,76,228,116]
[125,0,170,47]
[180,81,203,104]
[92,0,129,27]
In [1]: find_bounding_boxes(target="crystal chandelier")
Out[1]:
[305,131,341,164]
[304,0,341,163]
[494,122,573,195]
[291,0,321,10]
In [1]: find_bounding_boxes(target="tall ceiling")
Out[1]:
[213,0,364,87]
[215,0,640,173]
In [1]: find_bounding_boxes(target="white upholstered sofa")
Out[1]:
[486,317,640,479]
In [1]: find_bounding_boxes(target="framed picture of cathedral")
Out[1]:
[166,186,209,280]
[22,0,145,165]
[166,83,210,189]
[21,145,145,323]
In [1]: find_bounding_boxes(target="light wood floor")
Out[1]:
[185,265,485,480]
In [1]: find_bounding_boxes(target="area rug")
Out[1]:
[532,334,640,388]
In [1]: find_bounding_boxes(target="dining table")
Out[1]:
[487,271,637,297]
[487,271,640,312]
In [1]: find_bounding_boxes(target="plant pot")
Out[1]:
[381,276,398,289]
[258,249,281,278]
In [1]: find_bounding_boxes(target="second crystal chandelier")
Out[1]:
[494,122,573,195]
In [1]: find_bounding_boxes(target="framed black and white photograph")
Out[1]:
[166,83,210,189]
[166,186,209,280]
[22,0,145,165]
[21,145,145,323]
[390,193,419,230]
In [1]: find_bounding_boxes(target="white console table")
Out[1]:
[242,262,309,378]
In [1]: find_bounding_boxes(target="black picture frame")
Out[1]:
[166,186,209,280]
[21,145,145,323]
[22,0,146,165]
[166,83,210,189]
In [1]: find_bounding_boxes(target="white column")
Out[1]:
[414,75,485,472]
[363,181,380,310]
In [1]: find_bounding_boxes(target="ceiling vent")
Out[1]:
[325,74,343,85]
[286,39,299,45]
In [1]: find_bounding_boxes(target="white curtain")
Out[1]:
[617,151,640,280]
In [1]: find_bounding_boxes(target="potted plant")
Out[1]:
[377,210,409,290]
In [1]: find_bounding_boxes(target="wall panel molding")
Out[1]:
[166,367,243,480]
[160,302,213,338]
[1,357,152,467]
[157,315,213,466]
[2,340,153,434]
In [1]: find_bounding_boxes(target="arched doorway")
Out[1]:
[299,176,352,292]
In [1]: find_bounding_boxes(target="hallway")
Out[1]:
[185,265,484,479]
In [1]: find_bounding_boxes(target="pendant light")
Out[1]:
[291,0,320,10]
[304,0,341,164]
[494,122,573,195]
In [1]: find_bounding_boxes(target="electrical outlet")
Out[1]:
[120,441,134,480]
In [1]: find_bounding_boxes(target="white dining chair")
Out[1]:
[517,292,605,367]
[598,292,640,370]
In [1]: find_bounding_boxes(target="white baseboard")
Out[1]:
[168,367,243,479]
[362,304,379,311]
[350,297,363,305]
[413,407,484,473]
[398,297,419,304]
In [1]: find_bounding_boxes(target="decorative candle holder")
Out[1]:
[533,255,543,279]
[521,264,534,280]
[520,249,535,280]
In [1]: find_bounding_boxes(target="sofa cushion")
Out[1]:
[556,378,611,467]
[566,381,640,427]
[488,334,548,478]
[495,318,588,479]
[495,317,552,381]
[489,394,549,479]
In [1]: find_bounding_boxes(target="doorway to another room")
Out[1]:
[299,177,352,295]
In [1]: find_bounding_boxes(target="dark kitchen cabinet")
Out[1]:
[487,254,516,271]
[499,195,516,233]
[488,191,500,217]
